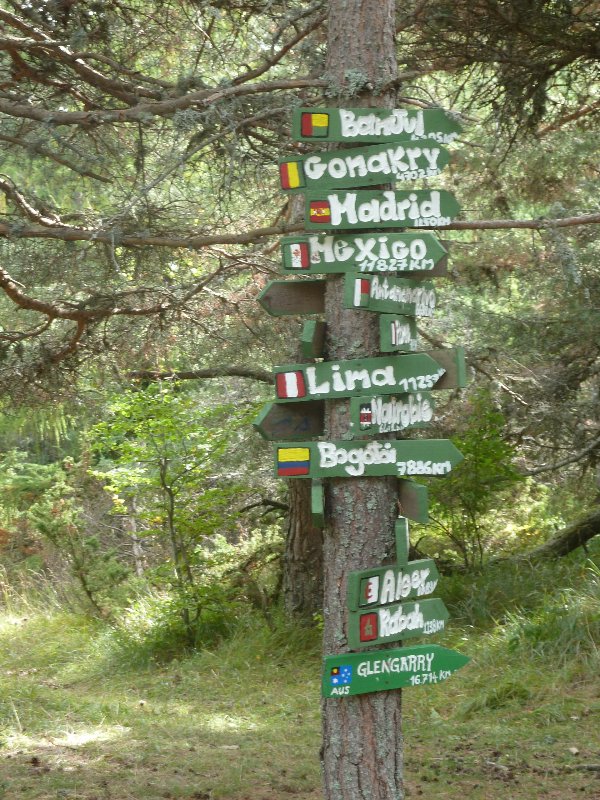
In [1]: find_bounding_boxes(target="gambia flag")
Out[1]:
[309,200,331,224]
[353,278,371,307]
[301,112,329,138]
[359,613,379,642]
[276,369,307,399]
[285,241,310,270]
[277,446,311,477]
[279,159,305,190]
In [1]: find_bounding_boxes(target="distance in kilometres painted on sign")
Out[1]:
[279,142,450,192]
[304,189,460,231]
[323,644,470,697]
[274,439,463,479]
[280,232,448,275]
[291,107,462,144]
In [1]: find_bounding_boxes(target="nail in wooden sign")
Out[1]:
[279,142,450,192]
[349,391,434,436]
[274,439,463,479]
[304,189,461,231]
[323,644,470,697]
[280,232,448,275]
[253,400,324,441]
[347,597,449,648]
[274,353,445,403]
[257,279,325,316]
[344,274,436,316]
[379,314,418,352]
[292,107,462,144]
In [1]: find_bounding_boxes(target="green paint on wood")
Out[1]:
[279,142,451,193]
[344,273,436,316]
[301,320,326,359]
[395,518,410,566]
[305,189,460,231]
[347,557,440,611]
[349,392,434,436]
[427,346,468,389]
[347,597,449,648]
[379,314,418,352]
[274,439,463,479]
[257,279,326,316]
[311,479,325,527]
[274,353,445,403]
[280,233,448,275]
[292,107,462,144]
[252,400,324,441]
[398,479,429,524]
[323,644,470,697]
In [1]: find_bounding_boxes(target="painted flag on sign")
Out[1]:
[301,112,329,138]
[276,370,307,399]
[277,447,311,477]
[353,278,371,307]
[359,403,372,428]
[362,575,379,605]
[330,665,353,686]
[309,200,331,224]
[359,613,379,642]
[279,160,305,190]
[286,241,310,270]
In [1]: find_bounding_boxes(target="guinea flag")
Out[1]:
[301,112,329,138]
[276,370,307,399]
[285,241,310,270]
[279,160,305,190]
[277,446,311,477]
[309,200,331,224]
[353,278,371,307]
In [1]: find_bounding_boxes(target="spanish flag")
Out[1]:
[279,160,305,190]
[309,200,331,225]
[277,446,311,477]
[301,112,329,138]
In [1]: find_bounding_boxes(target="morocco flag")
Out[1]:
[301,112,329,138]
[359,613,378,642]
[279,160,305,190]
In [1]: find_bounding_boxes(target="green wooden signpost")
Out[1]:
[349,391,434,435]
[301,320,326,359]
[253,399,324,441]
[379,314,418,352]
[274,439,463,479]
[273,353,446,402]
[304,189,460,231]
[398,479,429,524]
[311,479,325,528]
[323,644,470,697]
[343,273,436,316]
[347,558,439,612]
[347,597,449,648]
[292,107,462,144]
[280,232,448,275]
[279,142,451,193]
[257,279,325,316]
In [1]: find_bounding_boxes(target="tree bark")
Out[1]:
[321,3,404,799]
[284,479,324,619]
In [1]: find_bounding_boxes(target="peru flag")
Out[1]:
[276,370,307,399]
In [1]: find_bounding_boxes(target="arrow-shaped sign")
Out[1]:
[280,232,448,275]
[279,142,451,193]
[345,273,436,316]
[274,439,463,479]
[347,597,449,648]
[349,391,434,436]
[253,400,324,441]
[323,644,470,697]
[292,107,462,144]
[379,314,418,353]
[305,189,460,231]
[257,279,325,316]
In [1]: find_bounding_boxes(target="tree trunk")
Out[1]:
[514,507,600,561]
[321,3,404,799]
[283,479,324,618]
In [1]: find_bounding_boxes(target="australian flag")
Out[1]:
[330,665,353,686]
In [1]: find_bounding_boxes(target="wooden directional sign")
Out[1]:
[425,347,468,390]
[273,353,445,403]
[274,439,463,479]
[305,189,460,231]
[398,479,429,524]
[257,279,325,316]
[280,232,448,275]
[301,320,326,359]
[311,479,325,527]
[292,107,462,145]
[349,391,434,436]
[379,314,418,352]
[279,142,450,193]
[347,557,439,612]
[344,274,436,317]
[395,517,410,565]
[347,597,449,648]
[323,644,470,697]
[253,400,323,441]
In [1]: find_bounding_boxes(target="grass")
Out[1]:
[0,559,599,799]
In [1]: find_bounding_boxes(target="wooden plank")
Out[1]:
[349,391,434,436]
[323,644,470,697]
[257,279,325,316]
[273,353,445,403]
[395,517,410,566]
[274,439,463,479]
[304,189,461,231]
[279,142,450,193]
[398,479,429,524]
[425,346,468,389]
[311,479,325,528]
[347,557,440,612]
[347,597,449,648]
[301,320,326,359]
[344,274,436,316]
[280,232,448,275]
[379,314,418,352]
[252,400,324,441]
[292,107,462,144]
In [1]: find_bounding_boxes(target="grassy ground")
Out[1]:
[0,564,599,799]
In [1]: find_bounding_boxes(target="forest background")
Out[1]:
[0,2,599,799]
